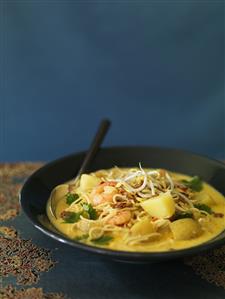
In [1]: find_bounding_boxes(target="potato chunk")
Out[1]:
[131,218,155,236]
[140,191,175,218]
[80,174,101,192]
[170,218,202,240]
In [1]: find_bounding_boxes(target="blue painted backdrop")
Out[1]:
[1,1,224,161]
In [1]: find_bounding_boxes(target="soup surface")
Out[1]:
[46,167,225,252]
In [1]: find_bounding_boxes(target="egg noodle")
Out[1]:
[47,165,225,251]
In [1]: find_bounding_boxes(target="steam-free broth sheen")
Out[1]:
[47,167,225,252]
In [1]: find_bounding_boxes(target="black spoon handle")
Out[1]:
[76,119,111,177]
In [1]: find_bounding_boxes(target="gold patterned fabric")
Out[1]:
[184,246,225,288]
[0,285,65,299]
[0,163,66,299]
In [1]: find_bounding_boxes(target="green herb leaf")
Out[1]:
[66,193,80,205]
[92,235,113,245]
[61,211,81,223]
[174,212,193,220]
[194,204,213,214]
[182,176,203,192]
[74,234,89,241]
[82,203,98,220]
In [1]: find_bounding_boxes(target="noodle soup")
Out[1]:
[46,167,225,252]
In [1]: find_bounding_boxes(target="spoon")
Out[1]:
[49,119,111,218]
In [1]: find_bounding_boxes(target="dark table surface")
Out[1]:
[1,163,225,299]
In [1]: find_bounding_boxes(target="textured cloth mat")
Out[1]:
[0,163,225,299]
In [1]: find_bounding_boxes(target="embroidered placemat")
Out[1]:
[0,163,65,298]
[0,163,225,299]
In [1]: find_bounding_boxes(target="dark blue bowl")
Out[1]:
[20,146,225,262]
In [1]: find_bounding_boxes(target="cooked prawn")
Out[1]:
[107,210,132,226]
[90,181,117,206]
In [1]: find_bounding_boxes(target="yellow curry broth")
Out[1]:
[46,170,225,252]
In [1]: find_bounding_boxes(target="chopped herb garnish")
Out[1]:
[82,203,98,220]
[92,235,113,245]
[182,176,203,192]
[174,212,193,220]
[61,211,81,223]
[66,193,80,205]
[74,234,89,241]
[194,204,213,214]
